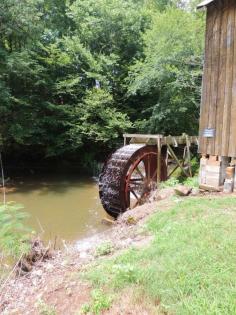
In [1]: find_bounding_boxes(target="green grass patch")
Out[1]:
[0,202,31,259]
[80,289,112,315]
[159,175,199,189]
[84,196,236,314]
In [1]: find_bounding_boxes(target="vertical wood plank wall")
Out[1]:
[199,0,236,158]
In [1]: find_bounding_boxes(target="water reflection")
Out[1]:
[6,175,108,243]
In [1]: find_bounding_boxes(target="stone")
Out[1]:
[44,263,54,271]
[155,188,175,201]
[190,188,200,196]
[174,185,192,196]
[32,269,43,278]
[223,178,234,193]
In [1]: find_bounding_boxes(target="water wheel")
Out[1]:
[99,144,167,218]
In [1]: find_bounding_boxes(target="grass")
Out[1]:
[80,289,112,315]
[0,202,31,260]
[83,196,236,314]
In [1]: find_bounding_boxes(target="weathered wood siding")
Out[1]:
[199,0,236,157]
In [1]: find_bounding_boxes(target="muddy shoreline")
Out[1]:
[0,196,175,315]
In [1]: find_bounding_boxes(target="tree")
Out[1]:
[128,7,205,135]
[0,0,205,169]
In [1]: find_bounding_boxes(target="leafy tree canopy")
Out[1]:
[0,0,205,168]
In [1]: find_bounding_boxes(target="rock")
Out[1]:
[32,269,43,278]
[190,188,200,196]
[44,263,54,271]
[66,288,72,297]
[79,251,89,259]
[174,185,192,196]
[8,309,18,314]
[155,188,176,201]
[61,259,69,266]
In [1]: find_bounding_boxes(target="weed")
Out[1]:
[159,175,199,190]
[36,299,56,315]
[159,177,179,189]
[80,289,112,315]
[95,241,113,256]
[111,263,141,287]
[183,175,199,188]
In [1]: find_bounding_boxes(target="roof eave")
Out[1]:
[197,0,216,9]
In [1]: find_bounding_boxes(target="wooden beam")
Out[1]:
[123,134,163,139]
[123,134,199,147]
[167,144,190,177]
[157,137,162,183]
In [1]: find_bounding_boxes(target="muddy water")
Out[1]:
[6,175,109,243]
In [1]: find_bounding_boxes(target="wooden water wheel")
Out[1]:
[99,144,167,218]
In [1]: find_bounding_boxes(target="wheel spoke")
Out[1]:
[135,166,144,179]
[151,169,157,181]
[147,155,151,181]
[133,191,146,208]
[130,189,139,200]
[130,178,143,182]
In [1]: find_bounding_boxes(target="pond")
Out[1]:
[6,175,109,244]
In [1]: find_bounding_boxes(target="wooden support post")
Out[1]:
[185,135,192,177]
[122,133,198,180]
[157,137,162,183]
[124,135,127,146]
[167,165,179,179]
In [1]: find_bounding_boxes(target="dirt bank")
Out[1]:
[2,183,225,315]
[0,195,178,315]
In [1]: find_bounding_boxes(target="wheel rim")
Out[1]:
[125,152,157,209]
[99,144,167,218]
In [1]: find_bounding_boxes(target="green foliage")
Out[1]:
[159,177,180,188]
[129,7,204,135]
[84,197,236,314]
[80,289,112,315]
[0,202,30,259]
[183,175,199,188]
[0,0,205,165]
[75,89,131,145]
